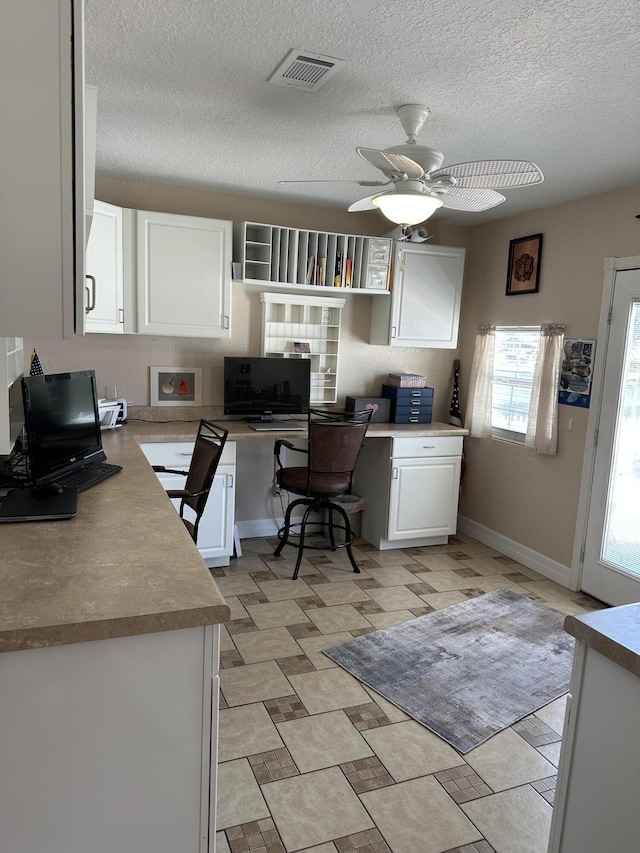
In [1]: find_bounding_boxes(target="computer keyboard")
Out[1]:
[52,462,123,493]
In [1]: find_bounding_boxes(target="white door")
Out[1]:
[581,263,640,605]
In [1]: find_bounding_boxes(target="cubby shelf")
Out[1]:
[260,293,345,405]
[1,337,24,454]
[235,222,392,295]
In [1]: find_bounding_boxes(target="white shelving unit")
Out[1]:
[260,293,345,405]
[1,337,24,455]
[236,222,392,294]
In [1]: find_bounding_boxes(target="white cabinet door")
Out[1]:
[387,455,461,540]
[0,626,217,853]
[0,0,85,340]
[136,211,232,338]
[85,201,125,333]
[370,243,465,348]
[140,441,236,567]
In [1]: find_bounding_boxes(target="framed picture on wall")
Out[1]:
[150,367,202,406]
[506,233,543,295]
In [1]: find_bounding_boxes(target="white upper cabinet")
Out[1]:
[85,201,127,334]
[136,211,232,338]
[0,0,85,339]
[370,243,466,348]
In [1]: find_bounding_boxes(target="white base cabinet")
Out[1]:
[140,441,236,567]
[0,625,221,853]
[548,638,640,853]
[354,435,463,550]
[136,211,232,337]
[370,243,465,348]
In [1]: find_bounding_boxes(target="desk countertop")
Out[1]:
[0,426,230,654]
[127,417,469,443]
[0,418,466,654]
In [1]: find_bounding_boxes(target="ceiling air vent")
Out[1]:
[267,49,346,93]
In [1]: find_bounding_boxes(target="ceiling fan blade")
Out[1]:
[438,187,506,212]
[348,193,378,212]
[430,160,544,189]
[279,179,384,185]
[357,147,424,180]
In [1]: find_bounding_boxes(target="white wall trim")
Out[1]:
[236,518,283,539]
[457,515,578,590]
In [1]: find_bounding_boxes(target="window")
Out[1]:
[467,322,565,454]
[492,327,541,442]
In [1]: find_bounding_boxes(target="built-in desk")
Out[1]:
[130,418,468,553]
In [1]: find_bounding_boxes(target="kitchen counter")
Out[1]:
[0,426,230,653]
[564,603,639,678]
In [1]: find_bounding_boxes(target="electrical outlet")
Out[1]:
[272,483,282,497]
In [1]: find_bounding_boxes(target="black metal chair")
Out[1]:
[152,420,229,543]
[273,408,372,579]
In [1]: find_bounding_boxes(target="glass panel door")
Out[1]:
[582,267,640,604]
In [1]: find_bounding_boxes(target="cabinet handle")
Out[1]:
[223,315,230,329]
[85,275,96,313]
[392,467,398,479]
[391,326,397,339]
[119,308,124,324]
[423,445,436,449]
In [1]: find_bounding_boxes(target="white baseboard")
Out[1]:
[237,513,579,591]
[236,518,283,539]
[457,515,579,591]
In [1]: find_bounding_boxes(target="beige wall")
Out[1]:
[457,184,640,567]
[25,177,640,551]
[25,178,469,524]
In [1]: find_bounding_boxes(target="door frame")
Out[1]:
[571,255,640,592]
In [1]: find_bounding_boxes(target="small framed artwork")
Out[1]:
[150,367,202,406]
[506,233,543,295]
[293,341,310,354]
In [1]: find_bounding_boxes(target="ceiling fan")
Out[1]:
[282,104,544,226]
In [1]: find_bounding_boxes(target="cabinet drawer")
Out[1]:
[393,412,433,424]
[368,239,391,265]
[139,440,236,469]
[382,384,434,402]
[391,436,463,458]
[364,263,390,291]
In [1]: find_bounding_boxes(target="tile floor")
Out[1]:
[213,532,603,853]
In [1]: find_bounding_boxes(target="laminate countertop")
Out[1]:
[0,418,467,654]
[564,603,640,679]
[0,425,231,654]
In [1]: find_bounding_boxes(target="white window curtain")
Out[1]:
[466,325,496,438]
[525,322,565,455]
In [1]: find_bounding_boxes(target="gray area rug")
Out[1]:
[323,587,574,753]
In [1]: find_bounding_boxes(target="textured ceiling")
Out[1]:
[85,0,640,224]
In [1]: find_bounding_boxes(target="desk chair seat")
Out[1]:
[273,408,372,580]
[152,420,228,544]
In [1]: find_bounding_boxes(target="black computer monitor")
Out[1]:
[21,371,105,486]
[223,356,311,418]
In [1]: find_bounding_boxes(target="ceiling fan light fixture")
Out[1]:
[372,188,443,225]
